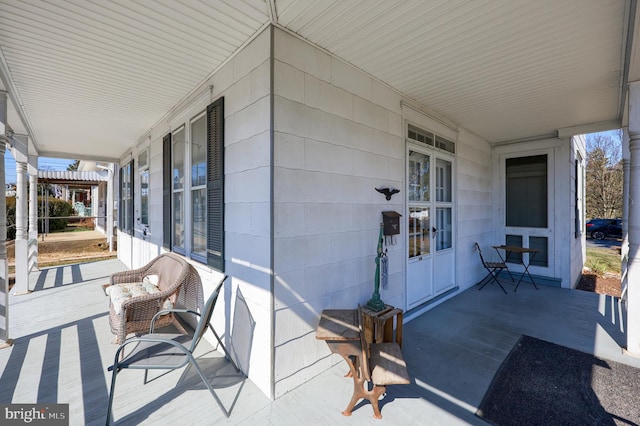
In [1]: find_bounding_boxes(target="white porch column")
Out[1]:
[28,157,38,277]
[622,128,630,301]
[11,135,29,295]
[0,91,11,346]
[627,82,640,355]
[28,156,38,241]
[107,164,114,251]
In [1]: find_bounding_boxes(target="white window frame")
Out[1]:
[138,150,149,227]
[163,97,224,270]
[499,147,555,274]
[189,111,207,263]
[172,125,186,253]
[170,110,209,262]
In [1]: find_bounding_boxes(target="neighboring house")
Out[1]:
[77,161,116,241]
[36,169,114,240]
[4,184,15,197]
[0,1,638,401]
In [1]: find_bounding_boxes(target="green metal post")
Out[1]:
[366,224,385,312]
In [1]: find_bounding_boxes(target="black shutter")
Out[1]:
[163,133,172,250]
[207,97,224,270]
[118,166,124,231]
[128,161,134,235]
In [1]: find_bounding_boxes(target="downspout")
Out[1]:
[269,23,276,401]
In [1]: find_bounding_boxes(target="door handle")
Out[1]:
[432,227,437,237]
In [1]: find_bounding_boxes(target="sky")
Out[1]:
[4,151,74,185]
[586,129,621,142]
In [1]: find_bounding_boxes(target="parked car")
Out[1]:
[586,218,622,240]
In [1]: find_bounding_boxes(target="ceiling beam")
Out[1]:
[619,0,637,120]
[267,0,278,24]
[37,149,119,163]
[557,120,621,138]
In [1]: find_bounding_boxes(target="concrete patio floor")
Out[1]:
[1,259,639,425]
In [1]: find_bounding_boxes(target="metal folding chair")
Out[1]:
[475,242,509,294]
[105,275,241,424]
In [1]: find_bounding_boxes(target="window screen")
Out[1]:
[529,236,548,267]
[506,155,547,228]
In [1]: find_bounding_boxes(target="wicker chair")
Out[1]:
[107,253,203,344]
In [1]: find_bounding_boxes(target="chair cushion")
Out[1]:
[105,282,173,315]
[143,274,159,285]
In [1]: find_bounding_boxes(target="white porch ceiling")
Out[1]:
[0,0,635,161]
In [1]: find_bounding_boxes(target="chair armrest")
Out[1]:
[109,259,157,285]
[109,335,193,370]
[110,270,145,285]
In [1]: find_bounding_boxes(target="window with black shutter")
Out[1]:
[118,160,134,235]
[206,97,224,270]
[160,97,224,270]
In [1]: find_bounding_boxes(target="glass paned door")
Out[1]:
[409,207,430,258]
[436,207,452,250]
[407,147,455,308]
[435,158,453,251]
[436,158,452,202]
[408,150,431,260]
[407,149,433,307]
[409,151,430,203]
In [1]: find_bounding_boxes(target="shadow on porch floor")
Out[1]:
[1,260,638,425]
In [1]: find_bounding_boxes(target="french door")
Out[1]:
[407,147,455,309]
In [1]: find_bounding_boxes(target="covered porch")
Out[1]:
[2,0,640,404]
[1,259,636,425]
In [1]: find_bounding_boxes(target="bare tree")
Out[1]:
[585,131,623,219]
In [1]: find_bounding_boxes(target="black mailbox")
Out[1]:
[382,211,402,236]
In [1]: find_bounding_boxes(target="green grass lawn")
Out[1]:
[586,246,621,275]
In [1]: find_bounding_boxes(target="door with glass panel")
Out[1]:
[407,148,455,309]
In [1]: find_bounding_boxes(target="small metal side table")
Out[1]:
[492,245,540,291]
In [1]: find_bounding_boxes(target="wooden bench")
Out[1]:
[341,305,411,419]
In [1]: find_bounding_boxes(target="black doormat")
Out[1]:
[476,335,640,426]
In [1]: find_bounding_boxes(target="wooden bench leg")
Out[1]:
[344,355,355,377]
[370,385,387,419]
[341,378,388,419]
[341,355,389,421]
[341,374,365,417]
[342,354,364,416]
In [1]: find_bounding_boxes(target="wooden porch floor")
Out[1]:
[1,260,639,425]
